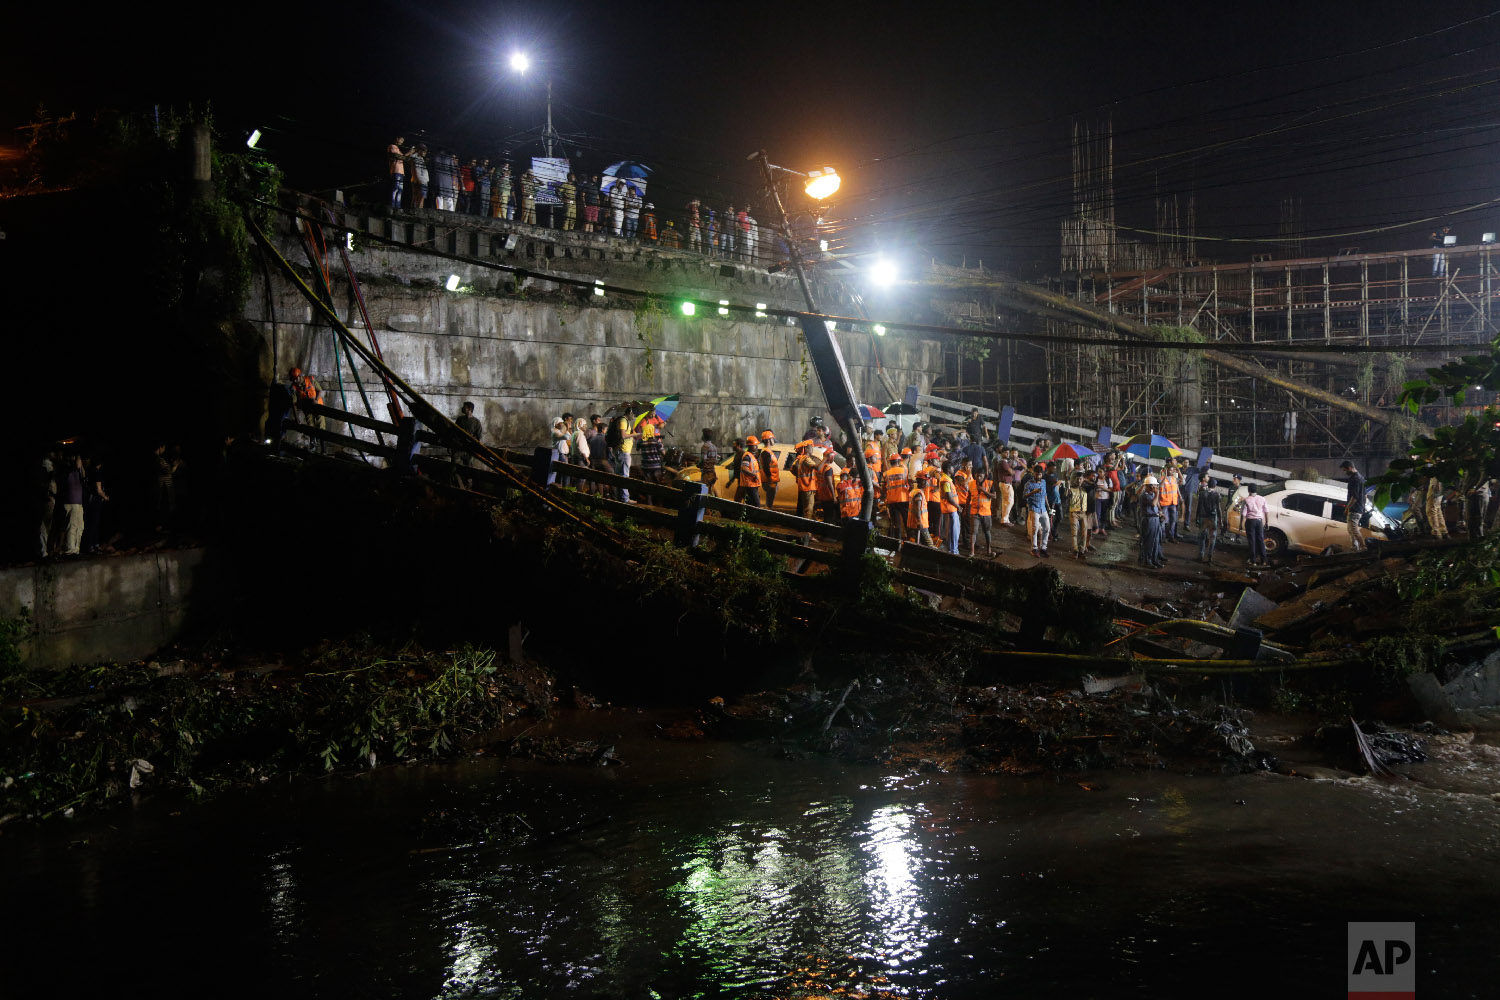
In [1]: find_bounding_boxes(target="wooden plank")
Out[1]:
[285,422,398,459]
[296,399,399,436]
[567,491,679,529]
[550,461,686,502]
[700,495,844,540]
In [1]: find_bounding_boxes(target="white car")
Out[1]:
[1226,479,1399,558]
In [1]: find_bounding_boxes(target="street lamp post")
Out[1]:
[509,51,561,157]
[750,151,873,523]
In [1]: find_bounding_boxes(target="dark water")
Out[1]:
[5,713,1500,998]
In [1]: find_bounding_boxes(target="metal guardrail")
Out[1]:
[917,393,1283,485]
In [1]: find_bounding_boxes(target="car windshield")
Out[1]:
[1258,481,1291,497]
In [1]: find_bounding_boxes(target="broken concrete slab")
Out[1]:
[1408,648,1500,731]
[1230,588,1278,630]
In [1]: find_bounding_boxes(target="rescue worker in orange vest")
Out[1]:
[1159,465,1182,542]
[968,458,996,557]
[882,453,912,541]
[864,436,883,477]
[793,440,819,519]
[289,366,326,433]
[737,435,763,506]
[908,471,933,547]
[952,457,974,552]
[815,455,840,522]
[837,467,861,520]
[758,430,781,508]
[937,462,962,555]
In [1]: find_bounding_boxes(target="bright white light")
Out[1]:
[594,279,605,297]
[510,52,530,73]
[871,258,898,287]
[873,324,887,336]
[755,302,767,318]
[804,168,841,200]
[246,129,262,149]
[446,274,461,291]
[345,233,354,252]
[825,320,837,332]
[718,299,730,316]
[819,240,829,253]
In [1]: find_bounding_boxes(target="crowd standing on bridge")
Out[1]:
[384,137,793,268]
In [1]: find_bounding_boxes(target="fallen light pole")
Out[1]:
[749,151,874,524]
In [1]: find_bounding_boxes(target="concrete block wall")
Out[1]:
[0,549,213,669]
[246,207,944,450]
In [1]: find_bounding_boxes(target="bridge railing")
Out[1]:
[283,399,1016,600]
[917,393,1285,486]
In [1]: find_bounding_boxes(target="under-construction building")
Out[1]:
[926,120,1495,468]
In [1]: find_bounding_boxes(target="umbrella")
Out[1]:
[882,402,921,415]
[603,160,653,179]
[632,394,679,428]
[1039,441,1098,462]
[1116,433,1188,460]
[857,403,887,421]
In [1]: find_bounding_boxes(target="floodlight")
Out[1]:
[804,168,841,200]
[594,279,605,297]
[873,324,887,336]
[755,302,767,318]
[680,301,696,316]
[870,258,898,287]
[246,129,262,149]
[718,299,730,316]
[510,52,530,73]
[446,274,461,291]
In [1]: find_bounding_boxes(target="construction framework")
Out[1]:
[1043,243,1498,462]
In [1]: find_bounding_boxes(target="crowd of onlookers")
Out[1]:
[529,404,1242,569]
[27,438,244,563]
[384,136,794,266]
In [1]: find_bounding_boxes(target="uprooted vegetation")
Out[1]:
[0,640,553,822]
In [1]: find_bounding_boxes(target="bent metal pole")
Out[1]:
[751,150,874,521]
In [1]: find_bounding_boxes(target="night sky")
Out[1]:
[11,0,1500,273]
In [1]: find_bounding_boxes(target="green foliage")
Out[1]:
[1151,324,1204,379]
[0,612,32,675]
[1361,634,1447,695]
[633,296,665,379]
[960,339,992,363]
[0,644,528,820]
[1375,333,1500,508]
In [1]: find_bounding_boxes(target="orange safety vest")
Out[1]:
[816,464,837,501]
[921,465,940,504]
[938,473,959,514]
[953,471,972,509]
[973,478,993,516]
[739,450,762,488]
[907,490,929,530]
[1159,476,1179,506]
[864,446,883,475]
[883,465,910,504]
[837,477,860,518]
[293,374,323,406]
[762,448,781,486]
[795,455,817,492]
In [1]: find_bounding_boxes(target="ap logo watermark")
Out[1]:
[1348,922,1415,998]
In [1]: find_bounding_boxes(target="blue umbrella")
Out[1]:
[603,160,653,179]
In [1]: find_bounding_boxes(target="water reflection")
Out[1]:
[669,797,937,991]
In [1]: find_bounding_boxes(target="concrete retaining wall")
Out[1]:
[245,205,944,448]
[0,550,212,669]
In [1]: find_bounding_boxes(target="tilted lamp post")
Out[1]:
[748,152,873,524]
